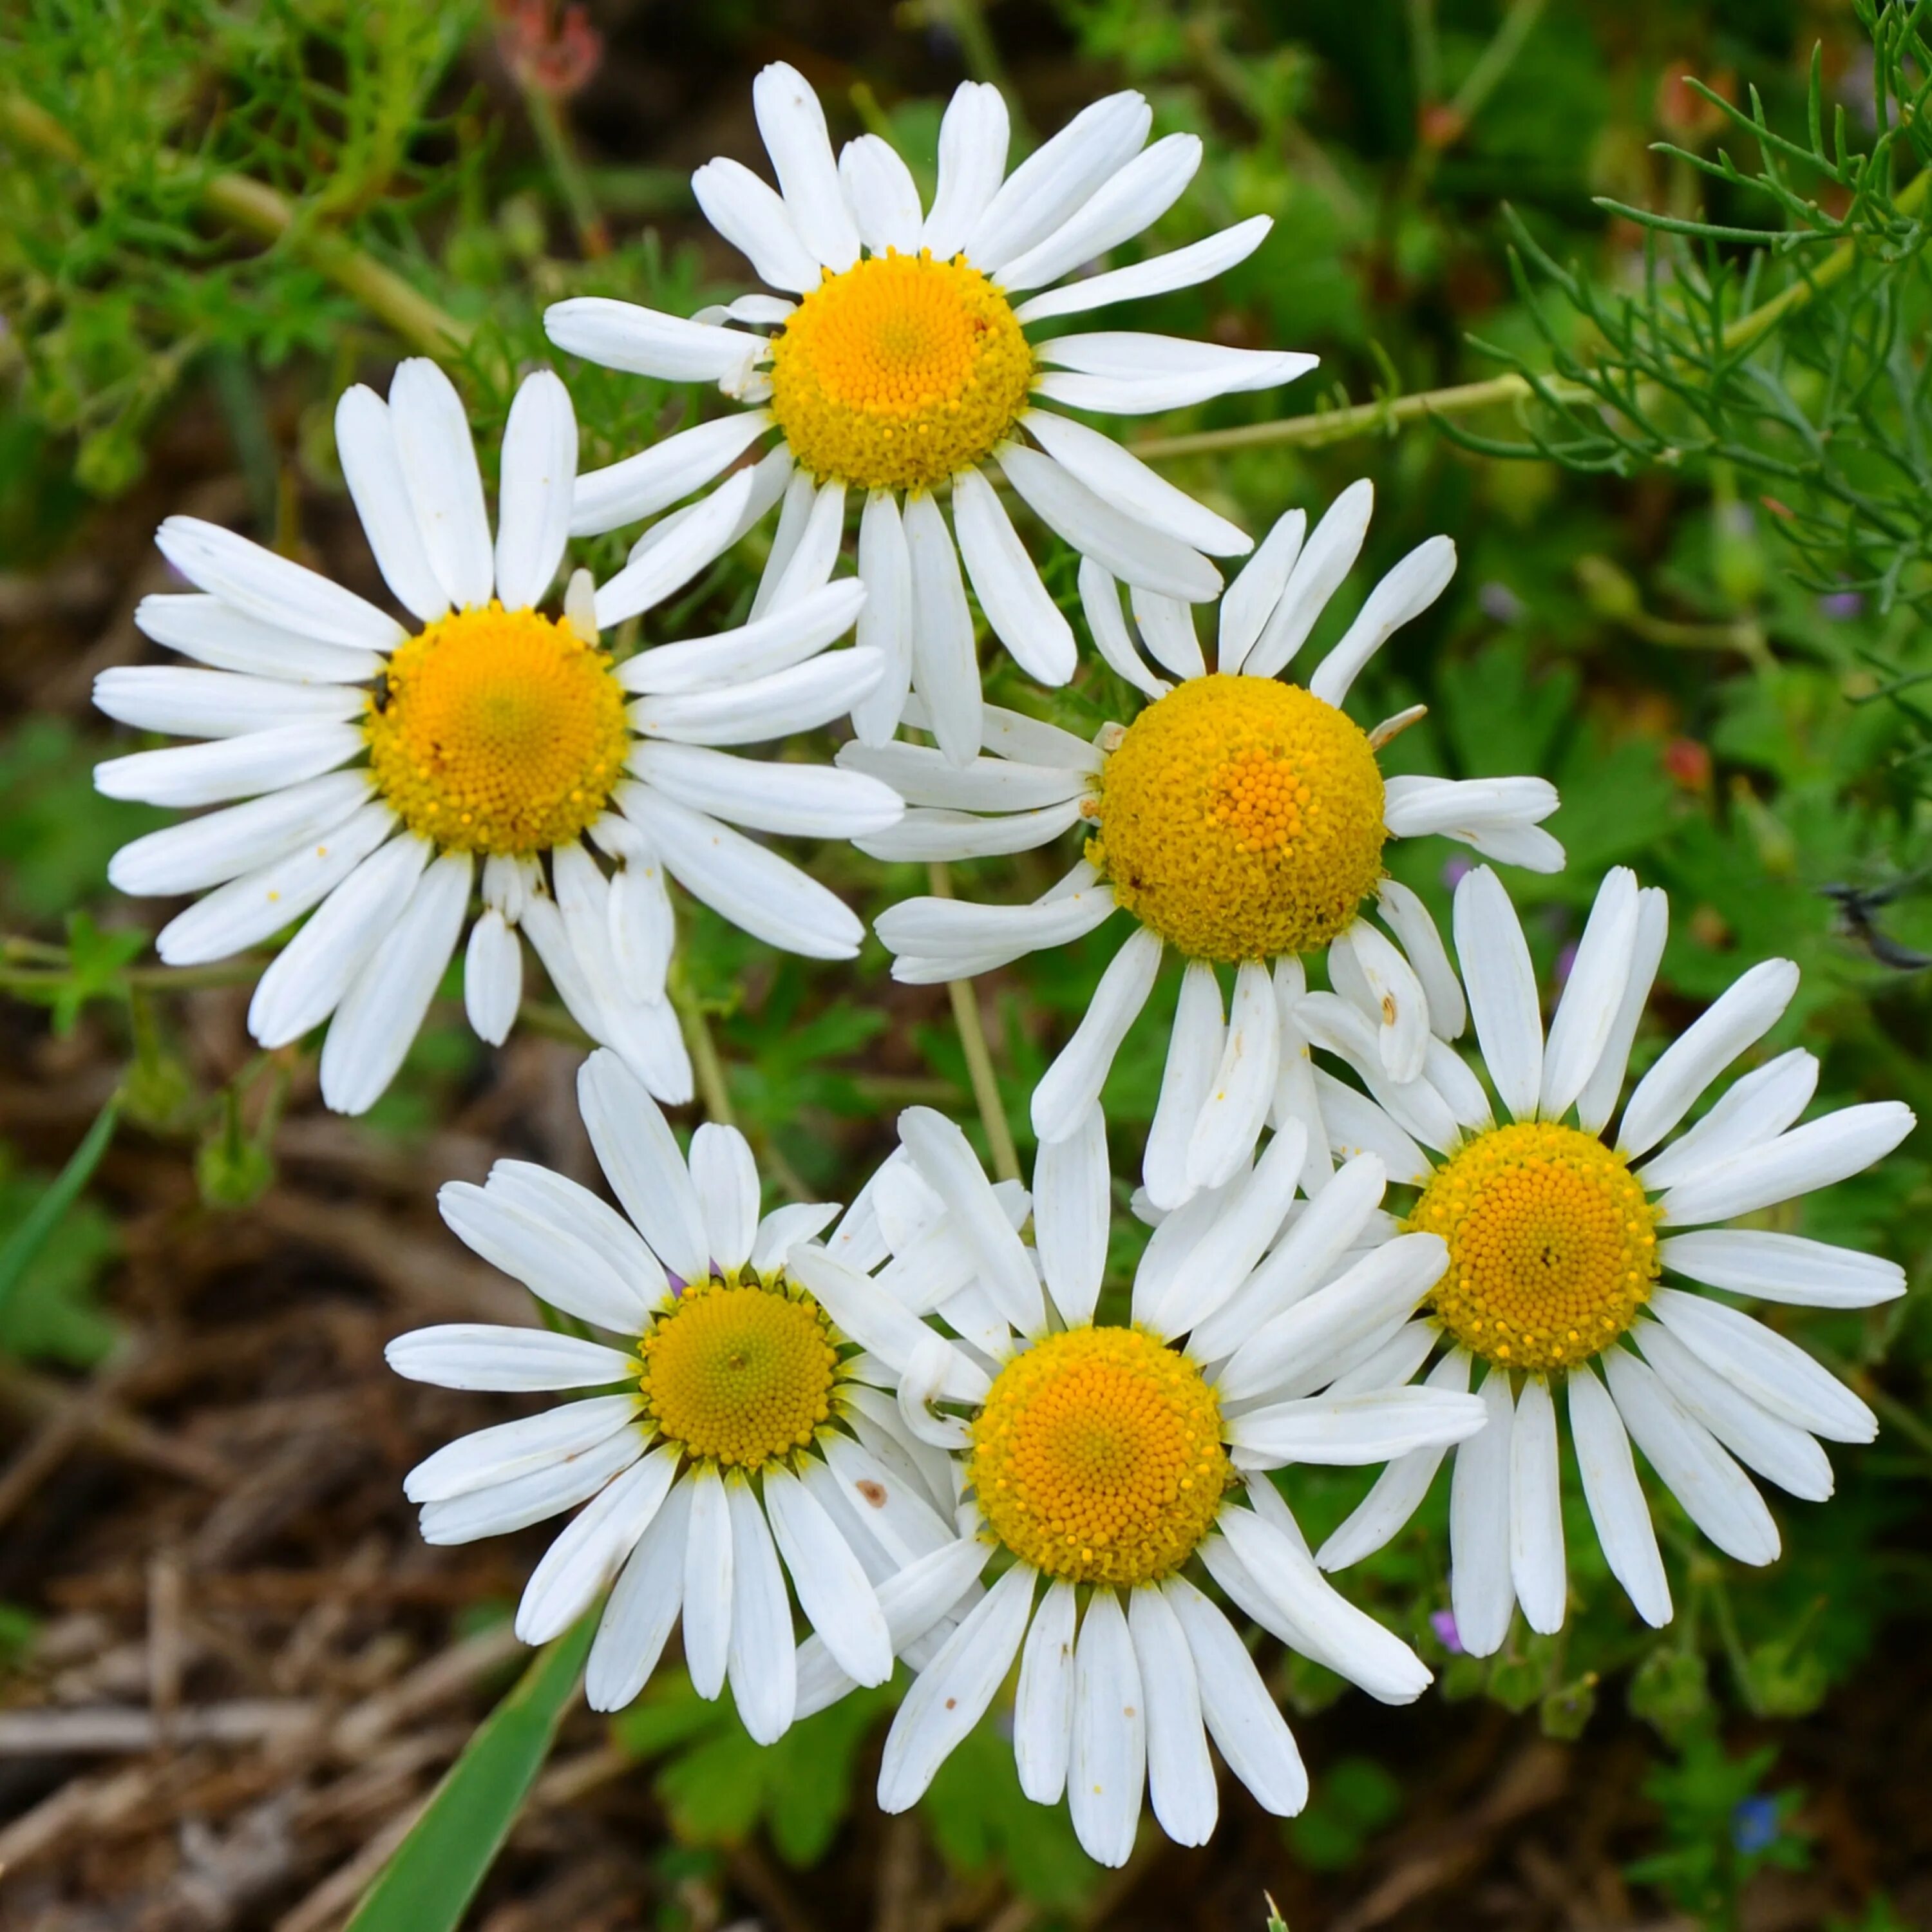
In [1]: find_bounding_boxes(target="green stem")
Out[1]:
[674,989,737,1128]
[0,93,471,356]
[927,863,1021,1185]
[0,1092,122,1321]
[520,82,609,260]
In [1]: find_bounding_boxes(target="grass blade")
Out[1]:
[0,1090,120,1323]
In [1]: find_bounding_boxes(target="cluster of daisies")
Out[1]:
[94,64,1913,1867]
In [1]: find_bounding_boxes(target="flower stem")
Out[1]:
[927,863,1021,1185]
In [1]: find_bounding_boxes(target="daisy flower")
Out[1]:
[847,483,1562,1213]
[542,63,1316,762]
[93,359,898,1114]
[1300,863,1914,1651]
[384,1050,993,1741]
[783,1103,1490,1866]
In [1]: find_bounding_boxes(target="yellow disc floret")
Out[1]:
[1412,1121,1661,1373]
[365,603,628,857]
[971,1326,1231,1587]
[639,1276,839,1470]
[768,251,1034,492]
[1088,674,1387,963]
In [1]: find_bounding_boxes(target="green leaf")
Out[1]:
[0,1093,121,1334]
[346,1612,592,1932]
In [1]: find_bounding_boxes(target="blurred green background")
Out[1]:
[2,1,1930,1927]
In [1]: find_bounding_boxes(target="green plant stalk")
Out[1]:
[346,1611,596,1932]
[520,81,609,259]
[927,863,1021,1186]
[0,93,471,357]
[0,1090,122,1321]
[1133,167,1931,462]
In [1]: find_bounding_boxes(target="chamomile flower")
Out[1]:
[94,361,898,1113]
[848,483,1562,1213]
[1301,864,1914,1650]
[783,1104,1489,1866]
[385,1050,990,1740]
[543,64,1315,762]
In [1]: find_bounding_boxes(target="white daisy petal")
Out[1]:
[899,1108,1043,1332]
[857,799,1084,864]
[108,770,371,897]
[1163,1577,1306,1817]
[544,297,761,385]
[813,1435,958,1569]
[922,80,1010,258]
[878,1562,1036,1812]
[572,413,772,541]
[966,91,1151,272]
[1129,1584,1216,1850]
[95,722,365,810]
[786,1247,989,1400]
[1657,1101,1914,1226]
[585,1476,692,1712]
[1540,867,1640,1121]
[1658,1229,1905,1308]
[384,1322,636,1392]
[837,741,1092,812]
[1215,509,1306,674]
[318,849,471,1115]
[763,1465,893,1689]
[1307,535,1457,708]
[1068,1587,1146,1868]
[247,831,429,1046]
[1238,479,1372,681]
[487,1159,667,1302]
[1157,1121,1307,1340]
[1025,410,1249,558]
[1577,886,1669,1134]
[1186,960,1282,1195]
[594,467,758,629]
[1637,1048,1817,1193]
[1334,920,1430,1085]
[630,741,900,838]
[576,1049,711,1283]
[1566,1363,1671,1627]
[1078,560,1168,698]
[1446,819,1566,872]
[404,1394,639,1503]
[387,360,495,612]
[1315,1349,1468,1571]
[1013,215,1275,326]
[154,803,396,967]
[1036,1106,1110,1328]
[852,489,914,745]
[766,478,848,612]
[1014,1577,1077,1804]
[516,1445,680,1644]
[1032,929,1164,1143]
[998,443,1220,603]
[1452,864,1543,1123]
[1618,958,1801,1158]
[134,593,383,685]
[618,578,866,695]
[1374,880,1466,1041]
[997,131,1201,292]
[464,907,523,1045]
[1508,1374,1566,1635]
[439,1180,647,1333]
[683,1124,755,1274]
[1448,1367,1516,1657]
[1227,1384,1488,1466]
[1601,1345,1780,1566]
[1129,587,1208,680]
[753,62,861,270]
[1035,337,1317,417]
[153,516,404,652]
[1635,1320,1834,1501]
[493,370,578,611]
[723,1479,797,1744]
[952,466,1077,684]
[1142,960,1226,1215]
[751,471,820,621]
[691,156,822,293]
[623,788,864,960]
[1313,1071,1431,1183]
[750,1203,842,1276]
[419,1429,643,1546]
[903,490,981,766]
[334,386,448,621]
[877,872,1116,972]
[681,1467,734,1700]
[1647,1287,1875,1442]
[1383,774,1560,840]
[838,134,923,254]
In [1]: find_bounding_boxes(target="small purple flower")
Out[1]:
[1479,582,1526,624]
[1430,1609,1463,1654]
[1731,1795,1779,1855]
[1553,941,1579,989]
[1817,590,1863,621]
[1441,856,1473,891]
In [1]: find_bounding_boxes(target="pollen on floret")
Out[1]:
[638,1274,840,1470]
[364,603,628,857]
[971,1325,1231,1588]
[1410,1121,1661,1374]
[766,251,1034,492]
[1087,674,1388,963]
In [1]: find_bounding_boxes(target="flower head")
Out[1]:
[849,482,1563,1213]
[542,63,1317,761]
[94,361,898,1113]
[1301,864,1913,1651]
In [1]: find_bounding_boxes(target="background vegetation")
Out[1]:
[2,1,1930,1927]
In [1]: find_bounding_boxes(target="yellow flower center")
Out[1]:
[1088,674,1388,963]
[971,1326,1231,1587]
[767,251,1034,492]
[364,603,629,857]
[1411,1121,1661,1373]
[639,1276,839,1470]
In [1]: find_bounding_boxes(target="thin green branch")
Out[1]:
[927,863,1021,1186]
